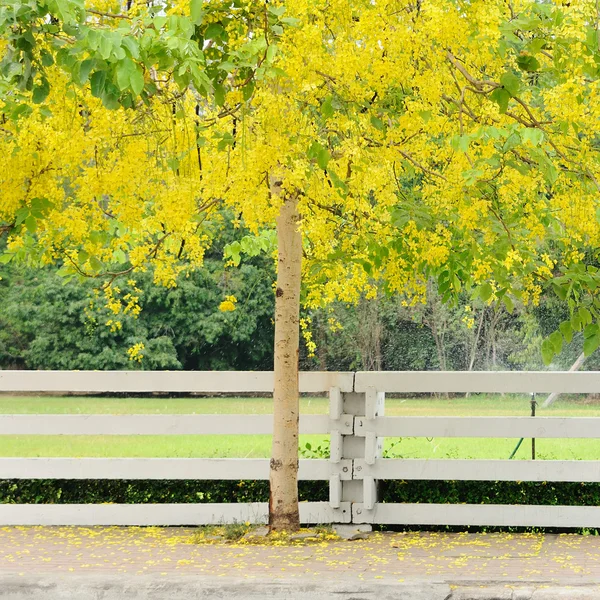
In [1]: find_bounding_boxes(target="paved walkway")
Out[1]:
[1,525,600,586]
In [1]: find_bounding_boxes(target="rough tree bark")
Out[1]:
[269,182,301,531]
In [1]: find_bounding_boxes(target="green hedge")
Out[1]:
[0,480,328,504]
[381,480,600,505]
[3,479,600,507]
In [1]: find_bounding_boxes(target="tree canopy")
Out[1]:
[3,0,600,360]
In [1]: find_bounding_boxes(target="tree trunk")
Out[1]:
[269,186,301,532]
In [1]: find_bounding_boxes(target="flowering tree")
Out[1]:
[3,0,600,529]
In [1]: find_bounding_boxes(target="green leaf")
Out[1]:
[584,334,600,356]
[218,61,236,72]
[553,282,569,301]
[130,66,144,96]
[266,44,277,62]
[101,92,120,110]
[516,53,540,72]
[528,38,547,54]
[90,71,107,98]
[490,88,510,114]
[116,58,134,91]
[502,294,514,313]
[584,323,599,339]
[24,216,37,233]
[14,208,29,227]
[500,71,521,96]
[205,23,225,40]
[559,320,573,344]
[242,81,255,101]
[321,96,334,119]
[190,0,204,24]
[452,274,462,293]
[32,79,50,104]
[451,134,470,153]
[538,156,558,185]
[361,260,373,276]
[40,50,54,67]
[370,116,385,131]
[521,128,544,146]
[121,37,139,59]
[462,168,484,186]
[549,331,563,354]
[541,339,555,365]
[479,282,493,302]
[328,169,348,195]
[579,307,593,326]
[317,147,330,169]
[89,256,104,272]
[99,34,113,60]
[267,5,286,16]
[113,249,127,263]
[224,240,241,266]
[79,59,94,84]
[214,84,226,107]
[503,132,521,152]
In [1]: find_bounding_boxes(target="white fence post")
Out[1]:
[328,387,353,522]
[354,386,385,521]
[328,383,385,525]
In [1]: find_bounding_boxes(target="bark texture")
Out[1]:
[269,186,301,532]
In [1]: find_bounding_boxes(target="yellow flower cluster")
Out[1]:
[219,295,238,312]
[127,343,145,363]
[300,317,316,358]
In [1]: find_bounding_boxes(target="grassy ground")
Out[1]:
[1,394,600,460]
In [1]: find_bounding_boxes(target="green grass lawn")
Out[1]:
[1,394,600,460]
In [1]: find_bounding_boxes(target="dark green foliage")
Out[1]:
[0,257,274,371]
[3,478,599,515]
[0,480,327,504]
[381,480,600,506]
[140,262,274,370]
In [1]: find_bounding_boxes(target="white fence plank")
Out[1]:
[0,502,351,526]
[0,458,352,481]
[353,503,600,527]
[355,371,600,394]
[354,459,600,482]
[355,416,600,438]
[0,414,331,435]
[0,371,354,393]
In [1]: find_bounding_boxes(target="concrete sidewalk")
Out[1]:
[1,526,600,598]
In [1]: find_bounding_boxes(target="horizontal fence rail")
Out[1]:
[0,414,332,435]
[354,459,600,482]
[0,370,354,394]
[0,458,352,481]
[0,502,351,526]
[355,370,600,393]
[355,416,600,438]
[352,504,600,528]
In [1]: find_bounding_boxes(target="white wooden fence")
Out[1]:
[2,370,600,528]
[352,371,600,528]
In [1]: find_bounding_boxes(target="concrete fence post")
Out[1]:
[328,384,385,526]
